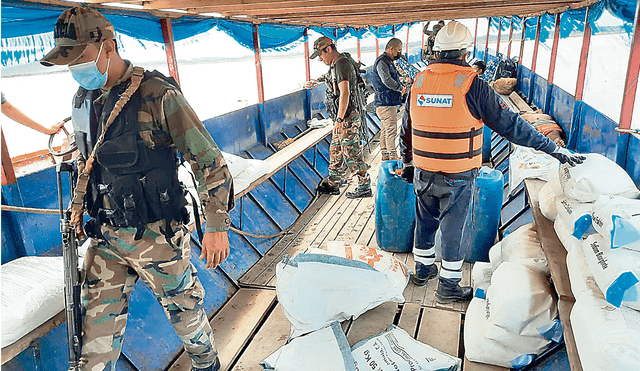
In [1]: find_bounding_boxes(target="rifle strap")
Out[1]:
[70,67,145,215]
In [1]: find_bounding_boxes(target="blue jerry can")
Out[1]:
[482,126,492,163]
[462,166,503,262]
[375,160,415,252]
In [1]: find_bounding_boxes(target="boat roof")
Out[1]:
[17,0,600,27]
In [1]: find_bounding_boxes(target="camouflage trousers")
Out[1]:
[327,116,371,189]
[80,220,217,371]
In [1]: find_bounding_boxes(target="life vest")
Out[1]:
[372,54,402,107]
[409,63,484,173]
[72,70,188,236]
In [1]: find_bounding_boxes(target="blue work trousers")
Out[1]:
[412,168,477,264]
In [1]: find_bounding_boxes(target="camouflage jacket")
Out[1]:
[81,62,234,232]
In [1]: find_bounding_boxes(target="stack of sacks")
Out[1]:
[488,223,549,275]
[264,242,413,370]
[542,153,640,371]
[465,262,561,368]
[466,224,560,368]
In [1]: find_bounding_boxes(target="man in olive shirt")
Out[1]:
[310,37,372,198]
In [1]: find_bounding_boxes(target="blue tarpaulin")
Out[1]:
[1,0,638,67]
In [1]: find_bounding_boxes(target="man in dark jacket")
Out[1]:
[372,38,409,161]
[400,21,584,303]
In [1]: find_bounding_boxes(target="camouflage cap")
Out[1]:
[310,36,334,59]
[40,7,115,67]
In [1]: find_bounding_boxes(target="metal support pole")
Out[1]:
[1,128,17,186]
[357,36,362,62]
[160,18,180,85]
[406,26,410,54]
[507,17,514,58]
[548,14,562,85]
[253,24,265,105]
[576,9,592,101]
[496,17,503,55]
[304,28,311,82]
[618,3,640,131]
[422,22,425,49]
[485,17,491,62]
[376,37,379,57]
[531,17,542,74]
[519,18,527,65]
[252,24,267,144]
[473,18,479,58]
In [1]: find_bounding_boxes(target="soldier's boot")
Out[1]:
[316,177,340,195]
[410,261,438,286]
[345,186,372,199]
[192,357,220,371]
[435,276,472,303]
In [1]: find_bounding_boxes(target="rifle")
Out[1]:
[57,162,83,370]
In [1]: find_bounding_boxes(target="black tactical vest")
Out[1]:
[72,71,188,236]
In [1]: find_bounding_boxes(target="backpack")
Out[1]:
[494,57,518,79]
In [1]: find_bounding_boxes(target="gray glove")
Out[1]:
[549,147,586,166]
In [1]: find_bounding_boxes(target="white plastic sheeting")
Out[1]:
[260,322,356,371]
[1,256,64,347]
[351,325,461,371]
[559,153,640,203]
[570,290,640,371]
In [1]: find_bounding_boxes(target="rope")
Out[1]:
[1,205,59,214]
[3,193,320,239]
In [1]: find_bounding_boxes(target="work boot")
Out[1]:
[192,357,220,371]
[317,177,340,195]
[346,186,372,198]
[381,154,390,161]
[435,277,473,303]
[411,262,438,286]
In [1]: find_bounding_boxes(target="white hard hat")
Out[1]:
[433,21,473,52]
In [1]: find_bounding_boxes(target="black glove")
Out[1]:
[549,147,586,167]
[401,165,414,183]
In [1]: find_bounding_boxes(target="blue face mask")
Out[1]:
[69,43,110,90]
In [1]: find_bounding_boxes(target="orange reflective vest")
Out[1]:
[409,63,484,173]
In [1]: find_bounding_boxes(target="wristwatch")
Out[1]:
[336,117,344,123]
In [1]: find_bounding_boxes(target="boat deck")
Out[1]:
[167,137,508,371]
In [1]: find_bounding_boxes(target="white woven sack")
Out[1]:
[570,290,640,371]
[538,182,559,221]
[591,195,640,251]
[559,153,640,202]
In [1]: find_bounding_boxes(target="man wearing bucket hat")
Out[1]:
[399,21,585,303]
[308,36,372,198]
[41,6,232,371]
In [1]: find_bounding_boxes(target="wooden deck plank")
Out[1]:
[524,179,574,302]
[168,289,277,371]
[251,195,352,286]
[558,299,583,371]
[463,356,511,371]
[397,303,421,338]
[417,307,461,357]
[230,303,289,371]
[238,193,335,285]
[346,302,399,347]
[356,210,377,247]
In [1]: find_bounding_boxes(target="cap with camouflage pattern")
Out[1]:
[40,7,115,67]
[310,36,335,59]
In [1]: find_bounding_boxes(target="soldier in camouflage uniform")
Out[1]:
[40,7,231,371]
[309,37,372,198]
